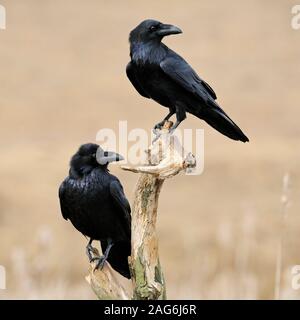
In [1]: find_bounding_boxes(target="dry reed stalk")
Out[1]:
[274,173,290,300]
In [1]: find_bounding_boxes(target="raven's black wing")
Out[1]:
[58,181,70,221]
[100,180,131,279]
[160,54,217,101]
[126,62,150,98]
[109,179,131,237]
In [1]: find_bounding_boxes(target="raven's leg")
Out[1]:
[92,239,114,270]
[169,105,186,134]
[153,109,175,130]
[86,238,96,262]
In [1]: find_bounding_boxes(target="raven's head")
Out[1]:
[129,19,182,44]
[70,143,124,177]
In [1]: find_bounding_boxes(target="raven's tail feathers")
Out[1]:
[101,240,131,279]
[201,104,249,143]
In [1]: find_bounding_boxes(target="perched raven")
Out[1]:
[59,143,131,279]
[127,19,249,142]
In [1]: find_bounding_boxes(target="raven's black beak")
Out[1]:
[157,24,182,37]
[96,150,124,165]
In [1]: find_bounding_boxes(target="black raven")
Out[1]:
[59,143,131,279]
[127,19,249,142]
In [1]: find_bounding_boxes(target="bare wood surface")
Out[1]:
[85,249,130,300]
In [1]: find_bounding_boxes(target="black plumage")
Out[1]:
[127,19,249,142]
[59,143,131,279]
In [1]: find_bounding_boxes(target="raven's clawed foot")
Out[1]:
[152,124,163,144]
[90,239,114,270]
[152,121,179,144]
[91,255,107,270]
[153,120,167,131]
[168,121,181,135]
[86,240,98,262]
[168,126,177,135]
[152,119,177,143]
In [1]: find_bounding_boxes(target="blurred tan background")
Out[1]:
[0,0,299,299]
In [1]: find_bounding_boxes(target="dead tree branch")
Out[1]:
[86,121,196,299]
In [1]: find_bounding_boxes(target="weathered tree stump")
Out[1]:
[86,121,196,300]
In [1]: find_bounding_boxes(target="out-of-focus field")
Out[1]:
[0,0,299,299]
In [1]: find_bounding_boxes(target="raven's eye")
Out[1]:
[92,153,96,158]
[149,25,157,32]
